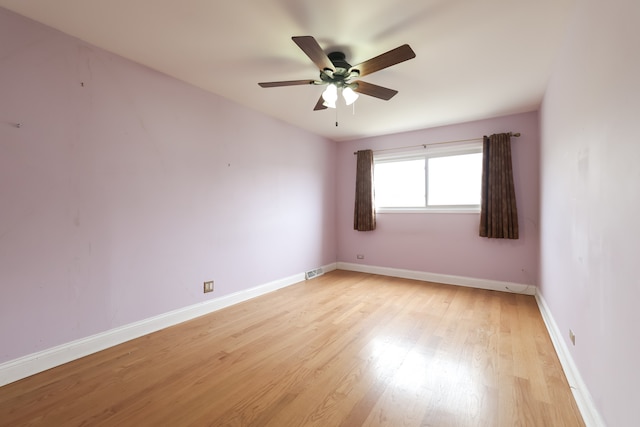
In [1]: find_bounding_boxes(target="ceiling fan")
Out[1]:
[258,36,416,110]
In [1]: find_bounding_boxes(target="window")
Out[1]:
[374,141,483,212]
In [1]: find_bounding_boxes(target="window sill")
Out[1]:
[376,207,480,214]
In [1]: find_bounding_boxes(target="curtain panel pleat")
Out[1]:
[479,133,519,239]
[353,149,376,231]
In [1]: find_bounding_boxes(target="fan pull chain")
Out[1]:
[335,105,339,127]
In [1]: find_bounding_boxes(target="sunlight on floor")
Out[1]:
[370,337,482,416]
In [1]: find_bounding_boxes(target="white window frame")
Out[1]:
[373,141,483,214]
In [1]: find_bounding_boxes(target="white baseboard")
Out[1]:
[0,262,337,387]
[535,293,606,427]
[337,262,536,295]
[1,261,603,427]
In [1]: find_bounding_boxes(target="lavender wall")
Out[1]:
[0,9,337,364]
[539,0,640,425]
[336,112,540,285]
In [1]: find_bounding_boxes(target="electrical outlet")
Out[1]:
[356,254,364,259]
[569,329,576,346]
[204,281,214,293]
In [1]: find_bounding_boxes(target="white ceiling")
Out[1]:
[0,0,575,141]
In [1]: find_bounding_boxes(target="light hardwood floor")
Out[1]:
[0,270,584,426]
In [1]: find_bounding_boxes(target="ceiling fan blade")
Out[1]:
[258,79,316,88]
[353,81,398,100]
[349,44,416,77]
[292,36,335,72]
[313,95,328,111]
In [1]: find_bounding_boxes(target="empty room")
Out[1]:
[0,1,638,426]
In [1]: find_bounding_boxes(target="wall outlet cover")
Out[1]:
[204,281,214,293]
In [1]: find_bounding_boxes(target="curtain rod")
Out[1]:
[353,132,521,155]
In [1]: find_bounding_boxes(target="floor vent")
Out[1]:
[305,268,324,280]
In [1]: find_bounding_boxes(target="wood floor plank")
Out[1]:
[0,270,584,426]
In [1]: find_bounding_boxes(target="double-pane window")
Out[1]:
[374,142,482,212]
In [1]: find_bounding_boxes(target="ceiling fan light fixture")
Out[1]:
[259,36,415,113]
[322,84,338,108]
[343,86,359,105]
[322,99,337,109]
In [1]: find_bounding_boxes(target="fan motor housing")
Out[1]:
[328,52,351,70]
[321,52,359,87]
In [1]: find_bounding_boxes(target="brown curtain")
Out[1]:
[353,149,376,231]
[479,133,519,239]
